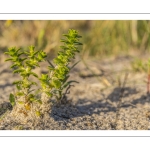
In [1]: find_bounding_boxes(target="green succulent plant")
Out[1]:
[5,46,47,111]
[5,29,82,115]
[40,29,82,103]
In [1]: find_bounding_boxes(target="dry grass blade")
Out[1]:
[81,58,111,87]
[113,73,129,129]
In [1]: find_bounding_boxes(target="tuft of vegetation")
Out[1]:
[131,58,147,72]
[5,46,47,115]
[5,29,82,116]
[39,29,82,103]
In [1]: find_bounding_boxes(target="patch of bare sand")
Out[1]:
[0,53,150,130]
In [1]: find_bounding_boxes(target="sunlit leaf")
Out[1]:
[35,111,41,117]
[24,103,31,110]
[9,93,15,106]
[18,101,24,105]
[16,92,24,96]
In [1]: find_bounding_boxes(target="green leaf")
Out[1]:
[48,66,55,71]
[54,73,65,80]
[28,89,35,94]
[20,58,27,62]
[63,75,70,83]
[18,52,24,57]
[36,100,42,104]
[51,80,61,89]
[29,45,35,54]
[61,39,68,43]
[4,52,9,55]
[25,61,34,68]
[18,101,24,105]
[63,34,70,38]
[9,93,15,106]
[13,80,22,85]
[5,58,13,61]
[33,50,39,57]
[30,72,38,78]
[16,92,24,96]
[77,35,82,38]
[10,64,18,68]
[65,50,75,57]
[16,84,22,90]
[38,51,47,61]
[30,81,38,86]
[16,48,22,53]
[47,60,54,68]
[62,80,79,88]
[69,60,80,70]
[29,97,37,102]
[13,69,24,74]
[74,42,83,45]
[40,74,49,81]
[45,91,53,97]
[56,66,69,75]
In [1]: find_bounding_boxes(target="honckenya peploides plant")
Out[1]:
[39,29,82,103]
[5,46,47,117]
[4,29,82,120]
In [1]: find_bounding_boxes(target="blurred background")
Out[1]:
[0,20,150,60]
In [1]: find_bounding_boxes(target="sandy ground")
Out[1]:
[0,52,150,130]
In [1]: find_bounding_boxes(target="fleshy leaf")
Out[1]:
[35,111,41,117]
[9,93,15,106]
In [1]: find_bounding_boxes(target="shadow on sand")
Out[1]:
[50,87,149,121]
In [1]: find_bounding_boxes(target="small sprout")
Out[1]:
[35,111,41,117]
[9,93,15,107]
